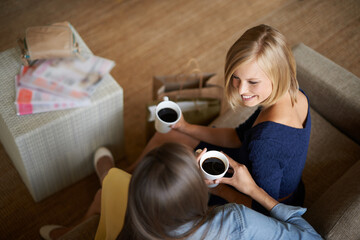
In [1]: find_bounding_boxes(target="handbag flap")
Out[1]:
[25,22,74,59]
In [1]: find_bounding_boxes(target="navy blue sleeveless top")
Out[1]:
[196,90,311,213]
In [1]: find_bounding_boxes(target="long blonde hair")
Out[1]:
[117,143,210,240]
[225,24,298,108]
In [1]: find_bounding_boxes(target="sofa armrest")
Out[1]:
[210,106,256,128]
[292,43,360,144]
[304,160,360,240]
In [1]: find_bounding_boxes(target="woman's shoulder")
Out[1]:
[213,204,277,228]
[254,90,309,129]
[211,204,248,228]
[187,204,247,239]
[214,203,255,221]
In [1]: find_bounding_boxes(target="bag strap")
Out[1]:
[17,38,30,66]
[175,58,204,111]
[177,58,204,96]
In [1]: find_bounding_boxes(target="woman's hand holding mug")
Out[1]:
[214,154,258,196]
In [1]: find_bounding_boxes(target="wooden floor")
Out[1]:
[0,0,359,239]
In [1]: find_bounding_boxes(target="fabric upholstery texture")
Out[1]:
[211,106,257,128]
[302,108,360,205]
[304,161,360,240]
[293,43,360,145]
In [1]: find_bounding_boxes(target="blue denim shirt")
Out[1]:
[172,203,322,240]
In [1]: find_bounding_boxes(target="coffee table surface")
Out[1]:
[0,26,120,137]
[0,25,124,202]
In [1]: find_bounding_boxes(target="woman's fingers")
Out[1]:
[171,114,187,130]
[204,178,215,185]
[215,176,232,185]
[221,152,239,169]
[195,148,207,164]
[226,168,234,174]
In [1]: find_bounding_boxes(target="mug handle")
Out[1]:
[163,96,169,101]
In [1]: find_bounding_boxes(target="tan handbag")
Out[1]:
[18,21,80,65]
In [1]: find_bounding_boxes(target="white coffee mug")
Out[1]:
[199,150,229,188]
[155,96,182,134]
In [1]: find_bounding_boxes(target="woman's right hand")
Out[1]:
[215,153,259,197]
[170,114,189,132]
[216,153,279,211]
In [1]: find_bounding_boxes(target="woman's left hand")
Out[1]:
[195,148,207,164]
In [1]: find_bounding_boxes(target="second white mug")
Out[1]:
[199,150,229,188]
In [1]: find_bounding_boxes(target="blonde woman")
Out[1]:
[127,24,311,214]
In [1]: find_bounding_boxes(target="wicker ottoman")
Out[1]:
[0,27,124,202]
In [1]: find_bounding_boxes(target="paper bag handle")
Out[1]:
[176,58,204,100]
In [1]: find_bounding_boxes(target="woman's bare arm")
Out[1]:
[209,184,253,208]
[214,154,278,211]
[172,116,241,148]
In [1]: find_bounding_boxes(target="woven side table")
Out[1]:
[0,27,124,202]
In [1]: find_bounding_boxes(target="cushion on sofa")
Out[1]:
[211,106,256,128]
[304,160,360,240]
[293,43,360,145]
[302,108,360,206]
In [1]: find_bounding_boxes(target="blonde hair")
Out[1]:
[225,24,298,108]
[118,143,211,240]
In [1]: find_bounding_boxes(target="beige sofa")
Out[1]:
[59,43,360,240]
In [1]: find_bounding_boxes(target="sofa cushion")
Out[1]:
[304,160,360,240]
[293,43,360,145]
[211,106,256,128]
[302,108,360,206]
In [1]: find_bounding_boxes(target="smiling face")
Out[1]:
[225,25,299,109]
[231,60,273,107]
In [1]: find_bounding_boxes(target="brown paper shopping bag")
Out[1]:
[146,59,224,140]
[152,58,217,100]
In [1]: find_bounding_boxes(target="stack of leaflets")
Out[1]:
[15,55,115,115]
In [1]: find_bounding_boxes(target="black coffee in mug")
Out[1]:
[202,157,225,175]
[158,108,178,122]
